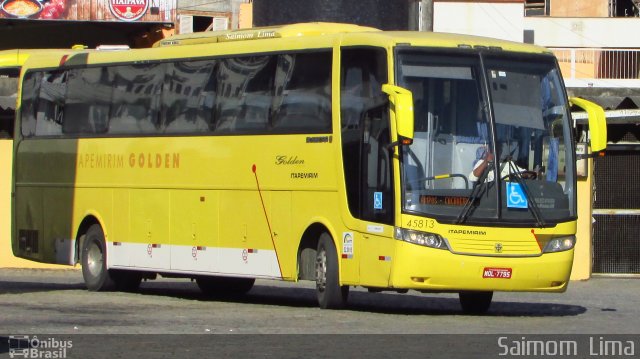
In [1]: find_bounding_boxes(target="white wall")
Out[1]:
[524,17,640,48]
[433,2,524,42]
[433,2,640,49]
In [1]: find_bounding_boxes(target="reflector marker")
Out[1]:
[378,256,391,261]
[341,254,353,259]
[112,242,122,246]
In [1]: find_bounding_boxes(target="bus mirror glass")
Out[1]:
[570,97,607,152]
[382,84,414,142]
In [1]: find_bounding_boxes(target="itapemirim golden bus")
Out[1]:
[10,23,607,313]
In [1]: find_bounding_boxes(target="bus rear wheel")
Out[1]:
[459,291,493,314]
[315,233,349,309]
[81,224,117,291]
[196,276,255,297]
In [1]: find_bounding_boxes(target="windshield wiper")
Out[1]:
[455,162,492,224]
[506,160,546,228]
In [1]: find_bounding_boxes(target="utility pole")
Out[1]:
[409,0,433,31]
[421,0,433,31]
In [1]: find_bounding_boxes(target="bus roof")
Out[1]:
[18,23,551,71]
[153,22,381,47]
[153,22,549,55]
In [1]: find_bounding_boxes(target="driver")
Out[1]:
[469,145,532,183]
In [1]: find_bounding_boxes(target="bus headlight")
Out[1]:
[394,228,449,250]
[542,236,576,253]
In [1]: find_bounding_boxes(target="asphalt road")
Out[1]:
[0,269,638,358]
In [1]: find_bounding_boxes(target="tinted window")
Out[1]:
[271,52,331,133]
[64,67,111,134]
[19,72,40,137]
[215,55,276,132]
[108,63,164,134]
[340,47,392,224]
[21,49,333,138]
[0,68,19,138]
[35,71,67,136]
[163,60,216,133]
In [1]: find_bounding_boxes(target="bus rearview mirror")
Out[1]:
[570,97,607,152]
[382,84,414,143]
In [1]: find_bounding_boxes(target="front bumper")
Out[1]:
[390,240,573,292]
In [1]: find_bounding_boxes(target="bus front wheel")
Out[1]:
[81,224,117,291]
[459,291,493,314]
[315,233,349,309]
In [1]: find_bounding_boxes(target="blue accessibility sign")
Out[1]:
[374,192,383,210]
[506,183,528,209]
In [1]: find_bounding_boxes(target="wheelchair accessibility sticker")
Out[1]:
[374,192,383,210]
[506,183,528,209]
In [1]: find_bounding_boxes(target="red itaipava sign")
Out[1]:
[109,0,149,21]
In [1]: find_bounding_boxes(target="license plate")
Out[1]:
[483,267,512,279]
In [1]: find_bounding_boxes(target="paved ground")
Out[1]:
[0,269,638,358]
[0,268,638,334]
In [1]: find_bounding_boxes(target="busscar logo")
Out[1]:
[306,136,332,143]
[448,229,487,236]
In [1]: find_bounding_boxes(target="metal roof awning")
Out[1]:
[573,108,640,125]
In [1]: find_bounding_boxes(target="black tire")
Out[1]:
[459,291,493,314]
[196,276,255,297]
[315,233,349,309]
[81,224,117,291]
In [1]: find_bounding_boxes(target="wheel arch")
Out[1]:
[74,214,105,265]
[297,221,339,281]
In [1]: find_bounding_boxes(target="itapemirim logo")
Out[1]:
[8,335,72,358]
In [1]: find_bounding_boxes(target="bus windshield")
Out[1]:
[397,50,575,226]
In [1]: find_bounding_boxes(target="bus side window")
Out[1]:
[108,64,165,135]
[214,56,273,133]
[63,67,111,135]
[0,68,19,138]
[162,60,215,134]
[35,71,66,136]
[271,51,331,133]
[19,72,40,137]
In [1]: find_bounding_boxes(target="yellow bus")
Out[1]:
[11,23,607,313]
